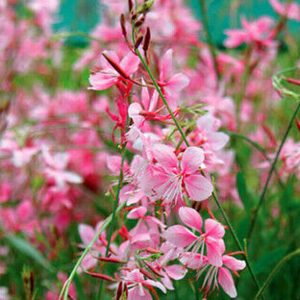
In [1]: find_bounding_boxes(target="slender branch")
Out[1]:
[212,193,263,295]
[199,0,220,84]
[105,147,127,256]
[135,48,189,146]
[247,102,300,241]
[59,203,125,300]
[255,249,300,299]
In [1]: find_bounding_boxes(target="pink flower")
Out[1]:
[42,148,83,188]
[195,113,229,151]
[128,86,161,129]
[224,17,276,48]
[270,0,300,21]
[158,49,190,109]
[142,145,213,205]
[123,269,166,300]
[165,207,225,267]
[200,254,246,298]
[89,51,140,91]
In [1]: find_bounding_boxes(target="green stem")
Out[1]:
[199,0,220,83]
[133,34,262,295]
[212,192,263,296]
[247,102,300,241]
[134,49,189,146]
[104,147,127,256]
[255,249,300,299]
[59,203,124,300]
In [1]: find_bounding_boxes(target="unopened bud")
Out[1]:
[285,77,300,86]
[102,52,129,79]
[128,0,133,12]
[134,16,145,28]
[143,27,151,52]
[120,14,127,38]
[136,0,154,14]
[134,35,144,49]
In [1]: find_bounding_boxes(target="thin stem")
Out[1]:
[212,192,263,296]
[135,48,189,146]
[104,147,127,256]
[59,203,124,300]
[255,249,300,299]
[247,102,300,241]
[133,34,262,295]
[199,0,220,83]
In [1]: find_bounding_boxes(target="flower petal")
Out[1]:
[181,147,204,174]
[179,207,203,232]
[184,174,213,201]
[120,52,140,75]
[167,73,190,92]
[160,49,173,81]
[223,255,246,271]
[152,144,178,170]
[204,219,225,239]
[164,265,187,280]
[206,237,225,267]
[218,267,237,298]
[164,225,197,248]
[127,207,147,219]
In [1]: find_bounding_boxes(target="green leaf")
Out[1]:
[253,246,288,275]
[236,172,252,212]
[5,234,54,272]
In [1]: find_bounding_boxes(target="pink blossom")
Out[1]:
[224,17,276,48]
[123,269,166,300]
[89,51,140,91]
[158,49,190,109]
[270,0,300,21]
[165,207,225,267]
[142,145,213,205]
[200,255,246,298]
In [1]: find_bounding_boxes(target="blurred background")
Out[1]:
[53,0,300,46]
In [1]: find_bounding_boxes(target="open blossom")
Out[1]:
[224,17,276,48]
[165,207,225,267]
[122,269,167,300]
[42,148,83,188]
[269,0,300,21]
[128,86,161,129]
[142,145,213,205]
[89,51,140,91]
[186,254,246,298]
[158,49,190,109]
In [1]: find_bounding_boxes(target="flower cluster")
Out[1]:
[0,0,300,299]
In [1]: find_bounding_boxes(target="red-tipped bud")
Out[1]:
[120,14,127,38]
[97,257,126,264]
[144,247,160,254]
[102,52,129,79]
[134,35,144,49]
[128,0,133,12]
[134,16,145,27]
[285,77,300,86]
[143,27,151,52]
[116,282,123,300]
[85,271,116,282]
[139,268,156,280]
